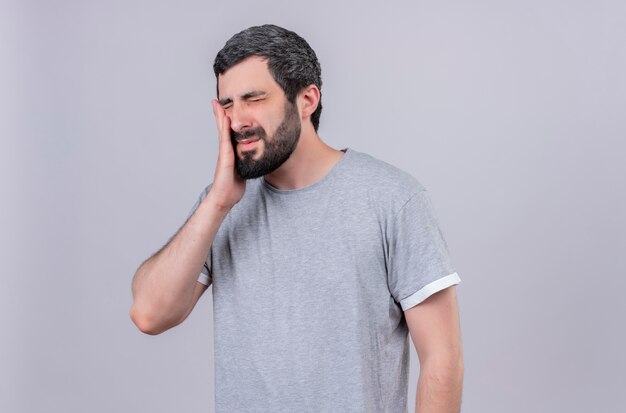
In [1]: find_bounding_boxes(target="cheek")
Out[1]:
[264,106,287,132]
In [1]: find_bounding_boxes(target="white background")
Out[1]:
[1,0,625,412]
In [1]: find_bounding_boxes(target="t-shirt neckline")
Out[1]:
[261,148,351,194]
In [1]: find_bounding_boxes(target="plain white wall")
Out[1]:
[2,0,625,412]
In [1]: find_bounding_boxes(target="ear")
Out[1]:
[297,84,320,120]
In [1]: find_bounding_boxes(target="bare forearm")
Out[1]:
[130,190,229,333]
[415,358,464,413]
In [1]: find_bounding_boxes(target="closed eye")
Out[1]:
[241,90,267,102]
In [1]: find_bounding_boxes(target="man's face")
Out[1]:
[217,56,302,179]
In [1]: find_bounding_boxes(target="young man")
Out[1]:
[131,24,463,413]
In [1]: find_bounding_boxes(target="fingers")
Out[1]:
[212,99,233,158]
[221,113,231,145]
[211,99,223,134]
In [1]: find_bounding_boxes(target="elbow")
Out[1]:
[130,272,180,335]
[446,351,464,385]
[422,351,464,386]
[130,303,170,335]
[455,355,465,385]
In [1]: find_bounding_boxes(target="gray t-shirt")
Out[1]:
[187,148,460,413]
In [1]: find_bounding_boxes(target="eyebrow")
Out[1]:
[218,90,266,106]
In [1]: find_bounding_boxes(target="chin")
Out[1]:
[238,148,262,161]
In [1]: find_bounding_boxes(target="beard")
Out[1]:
[231,100,302,179]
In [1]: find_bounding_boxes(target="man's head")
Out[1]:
[213,25,322,179]
[214,24,322,131]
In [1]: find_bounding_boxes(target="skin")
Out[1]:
[406,287,464,412]
[214,55,342,193]
[130,55,463,412]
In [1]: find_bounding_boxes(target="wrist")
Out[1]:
[205,189,235,215]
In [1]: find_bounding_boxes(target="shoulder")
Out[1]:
[342,148,426,201]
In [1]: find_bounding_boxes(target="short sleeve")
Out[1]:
[386,190,461,311]
[186,184,213,286]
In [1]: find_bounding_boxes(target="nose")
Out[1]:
[228,102,252,133]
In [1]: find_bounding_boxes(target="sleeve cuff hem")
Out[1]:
[399,272,461,311]
[197,272,211,286]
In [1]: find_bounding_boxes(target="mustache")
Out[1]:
[231,127,266,142]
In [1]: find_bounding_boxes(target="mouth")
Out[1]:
[236,137,261,150]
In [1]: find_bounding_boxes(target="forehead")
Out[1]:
[217,56,282,99]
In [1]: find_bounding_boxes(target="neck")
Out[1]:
[263,124,344,190]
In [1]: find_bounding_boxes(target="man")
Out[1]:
[130,24,463,413]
